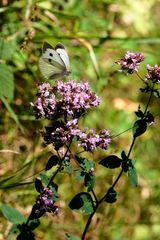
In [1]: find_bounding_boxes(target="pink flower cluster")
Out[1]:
[33,187,58,219]
[78,129,111,151]
[145,64,160,84]
[31,80,100,119]
[116,51,144,74]
[32,80,111,152]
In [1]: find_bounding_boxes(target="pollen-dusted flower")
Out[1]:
[78,129,111,152]
[116,51,144,74]
[32,187,58,219]
[145,64,160,84]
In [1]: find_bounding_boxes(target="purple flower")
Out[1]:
[32,187,58,219]
[116,51,144,74]
[31,80,100,120]
[31,83,56,119]
[43,120,81,148]
[78,129,111,152]
[55,80,100,118]
[145,64,160,84]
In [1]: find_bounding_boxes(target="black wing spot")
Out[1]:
[49,53,53,57]
[48,59,52,63]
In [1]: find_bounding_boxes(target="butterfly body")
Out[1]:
[39,42,70,79]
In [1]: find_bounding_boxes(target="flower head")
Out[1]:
[78,129,111,152]
[116,51,144,74]
[145,64,160,84]
[31,80,100,120]
[31,83,56,119]
[32,187,58,219]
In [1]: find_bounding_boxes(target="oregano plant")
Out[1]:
[2,48,160,240]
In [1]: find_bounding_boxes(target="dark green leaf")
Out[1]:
[105,188,117,203]
[45,155,59,171]
[135,109,144,118]
[84,173,95,191]
[0,64,14,99]
[133,119,147,137]
[121,151,128,161]
[35,178,43,193]
[128,166,138,187]
[69,192,94,215]
[99,155,122,169]
[0,204,26,224]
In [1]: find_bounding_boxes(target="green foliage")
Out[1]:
[69,192,94,215]
[99,155,122,169]
[0,204,26,224]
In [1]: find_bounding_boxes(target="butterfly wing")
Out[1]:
[55,43,70,73]
[39,42,66,79]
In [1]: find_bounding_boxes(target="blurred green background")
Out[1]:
[0,0,160,239]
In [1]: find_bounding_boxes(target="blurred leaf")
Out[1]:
[0,38,14,60]
[0,204,26,224]
[133,119,147,137]
[69,192,94,215]
[0,64,14,99]
[99,155,122,169]
[64,164,74,174]
[128,165,138,187]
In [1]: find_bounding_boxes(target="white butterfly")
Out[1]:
[39,42,70,79]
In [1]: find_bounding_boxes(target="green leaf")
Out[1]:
[133,119,147,137]
[45,155,59,171]
[105,188,117,203]
[128,166,138,187]
[84,173,95,191]
[99,155,122,169]
[35,178,44,193]
[66,233,80,240]
[75,170,85,181]
[75,156,95,172]
[0,64,14,99]
[69,192,94,215]
[0,204,26,224]
[39,173,50,185]
[0,38,14,60]
[64,164,74,174]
